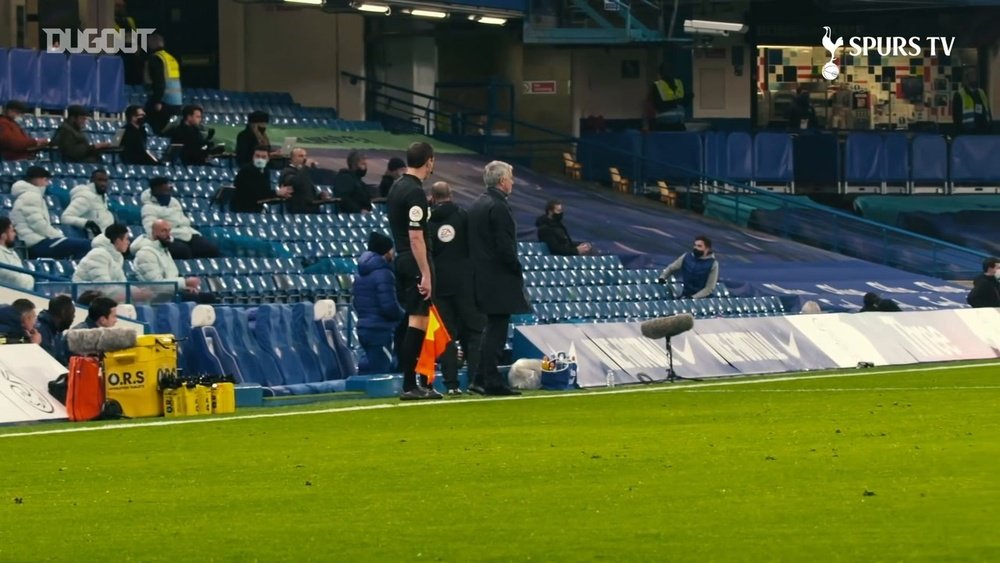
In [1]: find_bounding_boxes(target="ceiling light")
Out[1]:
[408,8,447,18]
[284,0,323,5]
[470,15,506,25]
[352,2,391,14]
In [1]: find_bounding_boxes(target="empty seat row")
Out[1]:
[175,257,302,276]
[0,48,125,113]
[188,210,386,229]
[530,296,784,324]
[519,254,623,271]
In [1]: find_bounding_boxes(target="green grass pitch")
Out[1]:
[2,362,999,561]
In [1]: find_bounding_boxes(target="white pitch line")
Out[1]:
[3,361,999,439]
[682,385,1000,393]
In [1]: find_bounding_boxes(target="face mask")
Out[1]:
[154,193,171,206]
[692,248,705,258]
[253,157,268,170]
[552,212,564,222]
[256,125,267,133]
[355,168,367,179]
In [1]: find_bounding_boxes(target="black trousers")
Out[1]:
[436,291,485,390]
[478,314,510,390]
[170,235,220,260]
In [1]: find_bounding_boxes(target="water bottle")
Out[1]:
[606,369,615,388]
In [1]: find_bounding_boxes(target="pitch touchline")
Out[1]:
[3,361,999,439]
[682,385,1000,393]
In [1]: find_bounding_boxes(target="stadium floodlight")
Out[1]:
[352,2,391,14]
[284,0,324,5]
[470,15,507,25]
[408,8,448,18]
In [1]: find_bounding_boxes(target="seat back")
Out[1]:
[36,52,69,110]
[68,54,98,108]
[725,132,753,183]
[844,132,885,185]
[320,315,357,378]
[8,49,39,103]
[911,134,948,186]
[254,305,307,385]
[292,302,342,381]
[753,132,794,184]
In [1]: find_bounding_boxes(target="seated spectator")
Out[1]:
[535,199,592,256]
[132,219,216,304]
[72,224,130,301]
[860,292,902,312]
[119,105,158,165]
[0,299,41,345]
[657,235,719,299]
[231,146,292,213]
[73,296,118,329]
[0,101,48,161]
[168,105,221,166]
[35,294,75,365]
[52,105,112,163]
[353,231,403,374]
[0,217,34,291]
[62,169,115,239]
[280,147,332,214]
[967,257,1000,308]
[141,177,220,259]
[10,166,91,259]
[333,151,372,214]
[235,111,273,169]
[378,157,406,198]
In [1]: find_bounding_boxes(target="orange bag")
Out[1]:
[66,356,104,422]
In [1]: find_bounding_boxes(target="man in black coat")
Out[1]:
[427,181,485,395]
[119,105,158,165]
[536,199,592,256]
[280,147,333,214]
[468,160,531,396]
[231,146,291,213]
[333,150,373,214]
[967,257,1000,308]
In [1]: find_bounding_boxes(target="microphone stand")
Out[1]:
[663,335,700,382]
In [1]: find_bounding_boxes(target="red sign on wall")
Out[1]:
[523,80,557,95]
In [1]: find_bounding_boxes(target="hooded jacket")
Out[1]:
[0,305,27,343]
[36,310,70,365]
[352,250,403,332]
[140,189,199,242]
[72,234,126,283]
[10,180,63,247]
[61,182,115,233]
[0,244,34,290]
[130,235,185,290]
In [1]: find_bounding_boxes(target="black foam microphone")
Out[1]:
[640,314,695,340]
[66,328,139,355]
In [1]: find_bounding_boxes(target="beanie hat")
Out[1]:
[367,231,393,256]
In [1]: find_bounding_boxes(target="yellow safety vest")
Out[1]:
[654,79,685,102]
[146,50,183,106]
[959,86,991,126]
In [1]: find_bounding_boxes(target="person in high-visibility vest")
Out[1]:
[952,66,992,135]
[646,62,690,131]
[113,0,143,85]
[144,34,183,136]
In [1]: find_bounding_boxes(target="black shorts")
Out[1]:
[395,251,433,316]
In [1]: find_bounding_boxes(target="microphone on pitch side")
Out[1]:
[640,313,695,340]
[66,328,139,356]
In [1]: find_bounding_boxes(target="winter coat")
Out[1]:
[10,180,63,247]
[0,245,34,290]
[140,189,199,242]
[131,235,185,290]
[72,234,126,283]
[468,187,531,315]
[352,251,404,332]
[61,182,115,233]
[535,214,580,256]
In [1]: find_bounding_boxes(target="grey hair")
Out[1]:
[430,181,451,201]
[799,300,822,315]
[483,160,513,188]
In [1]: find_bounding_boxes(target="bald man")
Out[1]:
[427,181,485,394]
[132,219,215,303]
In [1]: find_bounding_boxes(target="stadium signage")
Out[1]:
[820,27,956,80]
[43,28,156,54]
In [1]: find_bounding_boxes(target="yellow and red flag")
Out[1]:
[415,305,451,383]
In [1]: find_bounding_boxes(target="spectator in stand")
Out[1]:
[11,167,91,260]
[353,231,404,375]
[0,217,34,291]
[132,220,215,304]
[169,105,221,166]
[967,257,1000,308]
[72,224,130,299]
[280,147,332,214]
[0,101,48,161]
[62,169,115,239]
[657,235,719,299]
[0,299,41,345]
[378,157,407,198]
[535,199,593,256]
[35,294,75,365]
[235,111,275,169]
[52,106,112,164]
[953,66,992,135]
[73,296,118,329]
[119,105,158,165]
[645,61,689,132]
[333,151,373,214]
[114,0,144,85]
[145,33,182,135]
[231,146,292,213]
[860,291,902,313]
[141,177,219,259]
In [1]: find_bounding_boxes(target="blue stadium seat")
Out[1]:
[318,310,357,379]
[8,49,39,103]
[291,302,343,382]
[883,133,909,193]
[950,135,1000,193]
[254,305,309,385]
[36,52,69,110]
[842,132,886,194]
[215,307,282,387]
[643,132,703,185]
[0,48,8,103]
[753,132,794,192]
[725,132,753,185]
[95,56,125,113]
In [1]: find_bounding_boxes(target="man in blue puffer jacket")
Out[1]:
[352,231,404,374]
[657,235,719,299]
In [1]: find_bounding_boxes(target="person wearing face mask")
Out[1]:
[62,169,116,239]
[657,235,719,299]
[333,150,373,214]
[953,66,992,135]
[535,199,593,256]
[141,177,220,259]
[0,217,34,290]
[231,146,293,213]
[967,257,1000,308]
[35,295,76,366]
[119,105,158,165]
[236,111,273,169]
[132,220,215,303]
[0,101,49,161]
[52,105,112,163]
[10,167,91,260]
[280,147,333,214]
